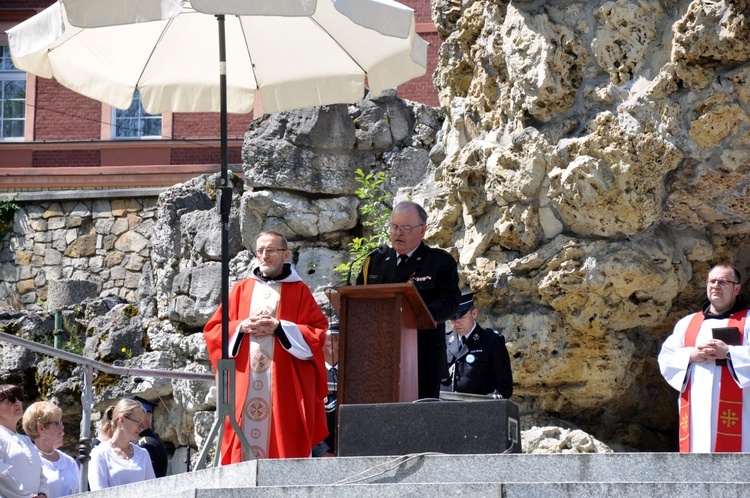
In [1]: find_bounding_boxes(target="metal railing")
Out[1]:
[0,330,215,491]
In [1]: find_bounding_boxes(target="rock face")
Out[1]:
[429,0,750,450]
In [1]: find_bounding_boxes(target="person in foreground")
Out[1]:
[130,397,168,478]
[88,398,155,489]
[0,385,49,498]
[356,201,461,399]
[204,231,329,463]
[442,291,513,398]
[22,401,80,497]
[659,263,750,452]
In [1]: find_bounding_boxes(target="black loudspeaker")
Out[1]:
[337,399,521,456]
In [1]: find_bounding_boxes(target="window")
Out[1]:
[112,89,162,139]
[0,45,25,140]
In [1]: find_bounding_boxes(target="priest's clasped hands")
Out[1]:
[691,339,730,363]
[239,313,279,337]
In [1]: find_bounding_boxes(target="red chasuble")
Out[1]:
[203,277,329,462]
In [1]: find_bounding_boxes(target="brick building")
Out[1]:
[0,0,441,192]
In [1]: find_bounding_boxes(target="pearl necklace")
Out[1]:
[108,440,133,459]
[36,447,56,456]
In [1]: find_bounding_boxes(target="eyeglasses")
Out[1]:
[707,279,739,287]
[45,420,63,427]
[256,247,286,256]
[0,388,23,405]
[388,223,424,234]
[123,415,145,431]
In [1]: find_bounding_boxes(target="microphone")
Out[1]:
[133,377,192,472]
[345,244,388,286]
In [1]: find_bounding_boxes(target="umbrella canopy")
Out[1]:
[8,0,428,114]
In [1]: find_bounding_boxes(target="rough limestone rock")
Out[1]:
[522,426,613,454]
[429,0,750,450]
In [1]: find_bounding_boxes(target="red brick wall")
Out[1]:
[391,0,441,107]
[172,113,252,140]
[396,31,441,108]
[34,79,102,141]
[170,147,242,165]
[32,149,100,168]
[400,0,434,24]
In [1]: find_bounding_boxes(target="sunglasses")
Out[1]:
[0,388,24,405]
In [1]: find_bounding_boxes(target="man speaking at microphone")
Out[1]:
[356,201,461,399]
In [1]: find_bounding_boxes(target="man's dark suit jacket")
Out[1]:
[356,241,460,398]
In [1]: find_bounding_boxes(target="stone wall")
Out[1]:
[0,190,159,310]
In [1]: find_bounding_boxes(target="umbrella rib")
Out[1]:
[237,17,259,90]
[134,18,176,95]
[308,17,367,79]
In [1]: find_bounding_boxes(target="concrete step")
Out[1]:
[257,453,750,486]
[159,482,750,498]
[78,452,750,497]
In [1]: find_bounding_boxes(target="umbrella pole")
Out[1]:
[197,14,253,469]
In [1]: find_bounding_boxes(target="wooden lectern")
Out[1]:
[331,283,435,405]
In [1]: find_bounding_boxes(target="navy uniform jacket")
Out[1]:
[356,241,461,399]
[138,428,169,478]
[442,324,513,398]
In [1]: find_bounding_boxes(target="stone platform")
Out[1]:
[76,452,750,497]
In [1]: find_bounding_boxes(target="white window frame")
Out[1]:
[0,44,26,142]
[111,89,163,139]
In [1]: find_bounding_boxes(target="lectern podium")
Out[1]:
[332,283,435,404]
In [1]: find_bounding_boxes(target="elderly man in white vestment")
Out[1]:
[659,263,750,452]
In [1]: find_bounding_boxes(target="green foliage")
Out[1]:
[334,168,392,280]
[0,196,20,239]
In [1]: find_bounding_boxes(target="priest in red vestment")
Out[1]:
[204,231,329,463]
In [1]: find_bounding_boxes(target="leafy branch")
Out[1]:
[335,168,392,280]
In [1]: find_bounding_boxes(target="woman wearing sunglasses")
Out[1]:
[0,385,50,498]
[88,398,156,490]
[22,401,80,497]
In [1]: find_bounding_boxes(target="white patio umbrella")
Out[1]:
[8,0,427,114]
[7,0,428,474]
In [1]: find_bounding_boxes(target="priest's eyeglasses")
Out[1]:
[707,278,739,287]
[388,223,424,234]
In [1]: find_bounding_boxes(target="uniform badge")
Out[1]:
[466,354,476,364]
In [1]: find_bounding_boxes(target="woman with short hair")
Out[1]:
[22,401,80,497]
[88,398,156,490]
[0,385,49,498]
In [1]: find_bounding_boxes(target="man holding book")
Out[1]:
[659,263,750,452]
